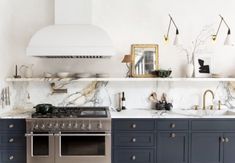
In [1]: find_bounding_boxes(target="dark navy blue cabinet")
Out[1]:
[223,133,235,163]
[0,119,26,163]
[157,132,188,163]
[191,133,223,163]
[112,119,155,163]
[113,119,235,163]
[191,119,235,163]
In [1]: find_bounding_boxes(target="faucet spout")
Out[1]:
[203,90,215,110]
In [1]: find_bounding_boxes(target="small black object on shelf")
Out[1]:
[13,65,21,78]
[151,70,172,78]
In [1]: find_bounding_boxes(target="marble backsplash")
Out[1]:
[1,80,235,112]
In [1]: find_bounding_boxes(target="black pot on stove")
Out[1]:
[34,104,55,114]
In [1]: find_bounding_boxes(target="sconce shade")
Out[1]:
[224,34,231,46]
[173,34,180,46]
[122,55,132,63]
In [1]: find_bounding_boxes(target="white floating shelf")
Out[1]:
[5,77,235,82]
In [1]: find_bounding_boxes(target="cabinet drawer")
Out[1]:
[114,149,154,163]
[0,119,25,132]
[157,120,189,131]
[113,119,154,131]
[192,120,235,131]
[114,133,154,147]
[0,150,26,163]
[0,134,26,148]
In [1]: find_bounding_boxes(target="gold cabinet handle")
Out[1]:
[9,155,14,160]
[131,155,136,160]
[9,124,14,128]
[132,124,137,129]
[132,138,137,142]
[9,138,14,143]
[220,137,225,143]
[225,137,229,143]
[170,123,176,128]
[171,133,176,138]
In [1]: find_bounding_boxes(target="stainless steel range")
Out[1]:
[25,106,111,163]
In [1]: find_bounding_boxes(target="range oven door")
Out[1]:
[25,132,54,163]
[55,132,111,163]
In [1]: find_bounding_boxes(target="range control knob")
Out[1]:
[97,122,102,129]
[81,123,86,130]
[54,123,59,129]
[68,123,72,128]
[41,124,45,129]
[87,123,92,130]
[48,123,53,128]
[73,123,78,129]
[34,124,39,129]
[61,123,66,129]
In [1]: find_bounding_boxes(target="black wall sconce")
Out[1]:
[212,15,232,45]
[164,14,180,46]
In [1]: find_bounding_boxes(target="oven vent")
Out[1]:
[37,55,110,59]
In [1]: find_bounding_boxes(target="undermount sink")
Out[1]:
[171,110,235,117]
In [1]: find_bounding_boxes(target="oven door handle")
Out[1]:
[25,133,54,137]
[54,133,111,137]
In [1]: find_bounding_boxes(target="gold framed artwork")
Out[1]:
[131,44,159,78]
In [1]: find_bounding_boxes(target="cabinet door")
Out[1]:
[191,133,223,163]
[223,133,235,163]
[157,132,188,163]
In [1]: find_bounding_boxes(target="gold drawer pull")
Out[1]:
[132,124,137,129]
[9,138,14,143]
[170,123,176,128]
[131,155,136,160]
[171,133,176,138]
[225,137,229,143]
[9,156,14,160]
[132,138,137,142]
[220,137,225,143]
[9,124,14,128]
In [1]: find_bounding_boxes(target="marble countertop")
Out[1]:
[1,108,235,119]
[110,109,235,119]
[0,108,34,119]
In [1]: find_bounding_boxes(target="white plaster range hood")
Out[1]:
[26,0,115,58]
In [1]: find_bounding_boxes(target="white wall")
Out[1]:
[1,0,235,80]
[1,0,235,110]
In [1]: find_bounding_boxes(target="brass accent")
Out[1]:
[170,123,176,128]
[203,90,215,110]
[194,105,199,110]
[218,100,221,110]
[225,137,229,143]
[209,105,214,110]
[132,155,136,160]
[131,44,159,78]
[132,124,137,129]
[171,133,176,138]
[220,137,225,143]
[132,138,137,142]
[9,124,14,128]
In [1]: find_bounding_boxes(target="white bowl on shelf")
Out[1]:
[75,73,92,78]
[57,72,70,78]
[44,72,53,78]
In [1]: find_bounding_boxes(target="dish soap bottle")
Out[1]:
[121,92,126,110]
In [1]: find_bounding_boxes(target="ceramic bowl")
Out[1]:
[44,72,53,78]
[57,72,70,78]
[151,70,172,78]
[75,73,92,78]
